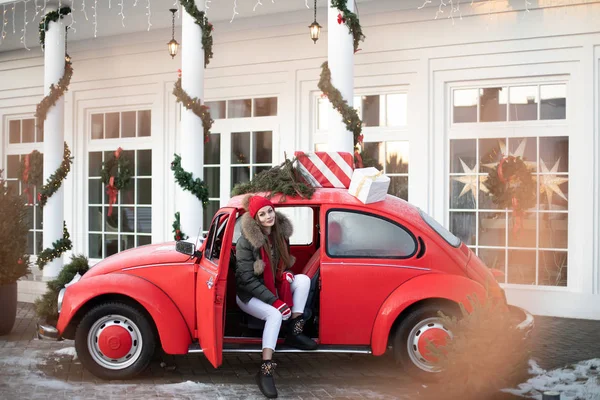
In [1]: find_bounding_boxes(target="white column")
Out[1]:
[179,3,205,238]
[42,7,66,278]
[327,2,354,153]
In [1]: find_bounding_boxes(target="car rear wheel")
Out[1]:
[393,303,456,380]
[75,302,155,380]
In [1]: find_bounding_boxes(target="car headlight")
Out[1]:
[57,288,66,314]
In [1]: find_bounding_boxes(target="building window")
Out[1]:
[452,84,566,124]
[205,97,278,120]
[230,130,273,191]
[88,149,152,258]
[9,118,43,144]
[448,136,569,287]
[91,110,151,140]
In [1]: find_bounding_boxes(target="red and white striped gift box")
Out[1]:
[294,151,354,188]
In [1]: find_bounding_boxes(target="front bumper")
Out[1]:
[36,322,62,341]
[508,305,535,337]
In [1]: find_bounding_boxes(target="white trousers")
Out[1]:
[236,274,311,351]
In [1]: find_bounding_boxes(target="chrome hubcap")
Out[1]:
[87,314,143,370]
[406,317,452,373]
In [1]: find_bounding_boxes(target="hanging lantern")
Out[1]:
[309,0,321,44]
[167,8,180,59]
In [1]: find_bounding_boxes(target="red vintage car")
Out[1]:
[38,188,533,380]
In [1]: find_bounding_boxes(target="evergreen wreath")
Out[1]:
[171,154,209,208]
[39,6,71,49]
[19,150,44,187]
[38,142,73,207]
[331,0,365,53]
[231,157,315,201]
[178,0,214,68]
[35,60,73,138]
[172,212,188,241]
[173,77,214,143]
[484,156,536,213]
[36,222,72,270]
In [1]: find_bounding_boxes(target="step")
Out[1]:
[188,342,372,354]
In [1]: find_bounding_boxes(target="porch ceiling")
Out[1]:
[0,0,376,53]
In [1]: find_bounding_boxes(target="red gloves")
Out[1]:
[273,299,291,320]
[283,271,294,283]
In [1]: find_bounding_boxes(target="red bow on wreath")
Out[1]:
[498,157,523,234]
[337,13,346,24]
[22,154,33,205]
[105,147,123,217]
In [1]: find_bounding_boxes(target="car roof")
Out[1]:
[227,188,421,220]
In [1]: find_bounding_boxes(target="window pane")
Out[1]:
[449,212,476,246]
[231,166,251,190]
[24,206,33,229]
[478,212,506,247]
[478,248,506,283]
[35,233,43,255]
[26,231,33,254]
[449,178,477,209]
[136,208,152,233]
[120,180,135,205]
[89,179,102,204]
[9,120,20,143]
[89,206,102,231]
[479,138,505,173]
[89,152,102,177]
[22,119,35,143]
[253,131,272,163]
[204,167,220,198]
[540,84,566,120]
[362,142,384,170]
[137,236,152,246]
[105,112,119,139]
[35,205,42,229]
[227,99,251,118]
[137,178,152,205]
[105,234,119,257]
[508,212,536,248]
[105,207,119,232]
[509,86,538,121]
[253,97,277,117]
[254,166,271,177]
[138,110,151,137]
[89,234,102,258]
[508,137,537,172]
[479,87,507,122]
[507,250,536,285]
[91,114,104,139]
[317,98,329,130]
[453,89,478,123]
[120,150,135,179]
[361,95,380,127]
[123,235,136,250]
[121,207,135,232]
[450,139,476,174]
[389,176,408,201]
[326,211,416,258]
[7,155,20,179]
[121,111,136,138]
[202,201,220,231]
[137,150,152,176]
[204,133,221,164]
[231,132,250,164]
[386,141,409,173]
[538,250,567,286]
[386,94,407,126]
[539,213,568,249]
[206,101,226,119]
[539,136,568,173]
[37,122,44,142]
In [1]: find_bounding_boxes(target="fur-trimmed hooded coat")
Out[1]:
[235,211,294,305]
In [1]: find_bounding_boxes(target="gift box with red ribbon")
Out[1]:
[294,151,354,188]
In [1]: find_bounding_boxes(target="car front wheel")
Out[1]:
[75,302,155,380]
[393,303,456,380]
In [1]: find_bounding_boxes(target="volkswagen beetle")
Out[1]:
[38,188,533,380]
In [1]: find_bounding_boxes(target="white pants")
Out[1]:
[236,274,311,351]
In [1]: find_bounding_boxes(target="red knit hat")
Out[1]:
[247,196,274,218]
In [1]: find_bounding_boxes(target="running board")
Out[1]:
[187,342,372,354]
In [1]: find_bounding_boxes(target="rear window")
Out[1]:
[419,209,461,248]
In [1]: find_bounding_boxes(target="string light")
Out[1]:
[68,5,76,32]
[34,0,40,19]
[134,0,139,7]
[81,0,88,21]
[118,0,125,27]
[12,2,15,34]
[253,0,263,12]
[146,0,152,31]
[92,0,97,37]
[230,0,239,22]
[1,5,7,44]
[205,0,211,17]
[305,0,309,8]
[109,0,112,9]
[21,0,30,50]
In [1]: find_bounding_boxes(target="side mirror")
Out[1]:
[176,241,196,257]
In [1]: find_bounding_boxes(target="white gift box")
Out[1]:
[348,167,391,204]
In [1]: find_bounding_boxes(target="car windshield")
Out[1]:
[418,209,461,248]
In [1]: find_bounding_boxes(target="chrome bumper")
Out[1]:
[36,323,62,341]
[508,305,535,336]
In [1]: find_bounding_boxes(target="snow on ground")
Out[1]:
[504,359,600,400]
[53,346,77,357]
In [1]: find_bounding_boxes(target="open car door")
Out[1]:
[196,207,237,368]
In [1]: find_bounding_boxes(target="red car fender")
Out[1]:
[370,273,487,356]
[57,273,191,354]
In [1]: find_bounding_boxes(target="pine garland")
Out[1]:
[38,142,73,207]
[36,222,72,270]
[172,212,188,241]
[231,157,315,201]
[171,154,209,208]
[331,0,365,53]
[173,77,214,143]
[35,60,73,138]
[178,0,214,68]
[39,6,71,49]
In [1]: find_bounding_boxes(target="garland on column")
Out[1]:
[178,0,214,68]
[39,6,72,49]
[331,0,365,53]
[35,60,73,138]
[38,142,73,207]
[172,212,188,241]
[171,154,210,204]
[36,222,72,270]
[173,77,214,143]
[19,150,44,205]
[100,147,133,217]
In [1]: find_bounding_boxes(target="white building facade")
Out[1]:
[0,0,599,319]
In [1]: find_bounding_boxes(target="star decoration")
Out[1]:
[538,158,568,207]
[482,139,537,170]
[452,158,488,200]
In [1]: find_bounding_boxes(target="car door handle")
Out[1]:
[206,276,214,289]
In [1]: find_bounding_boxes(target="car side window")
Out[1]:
[326,210,417,258]
[205,213,229,262]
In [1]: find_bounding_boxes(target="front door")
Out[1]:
[196,207,237,368]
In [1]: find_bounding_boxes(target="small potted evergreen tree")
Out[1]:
[0,170,30,335]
